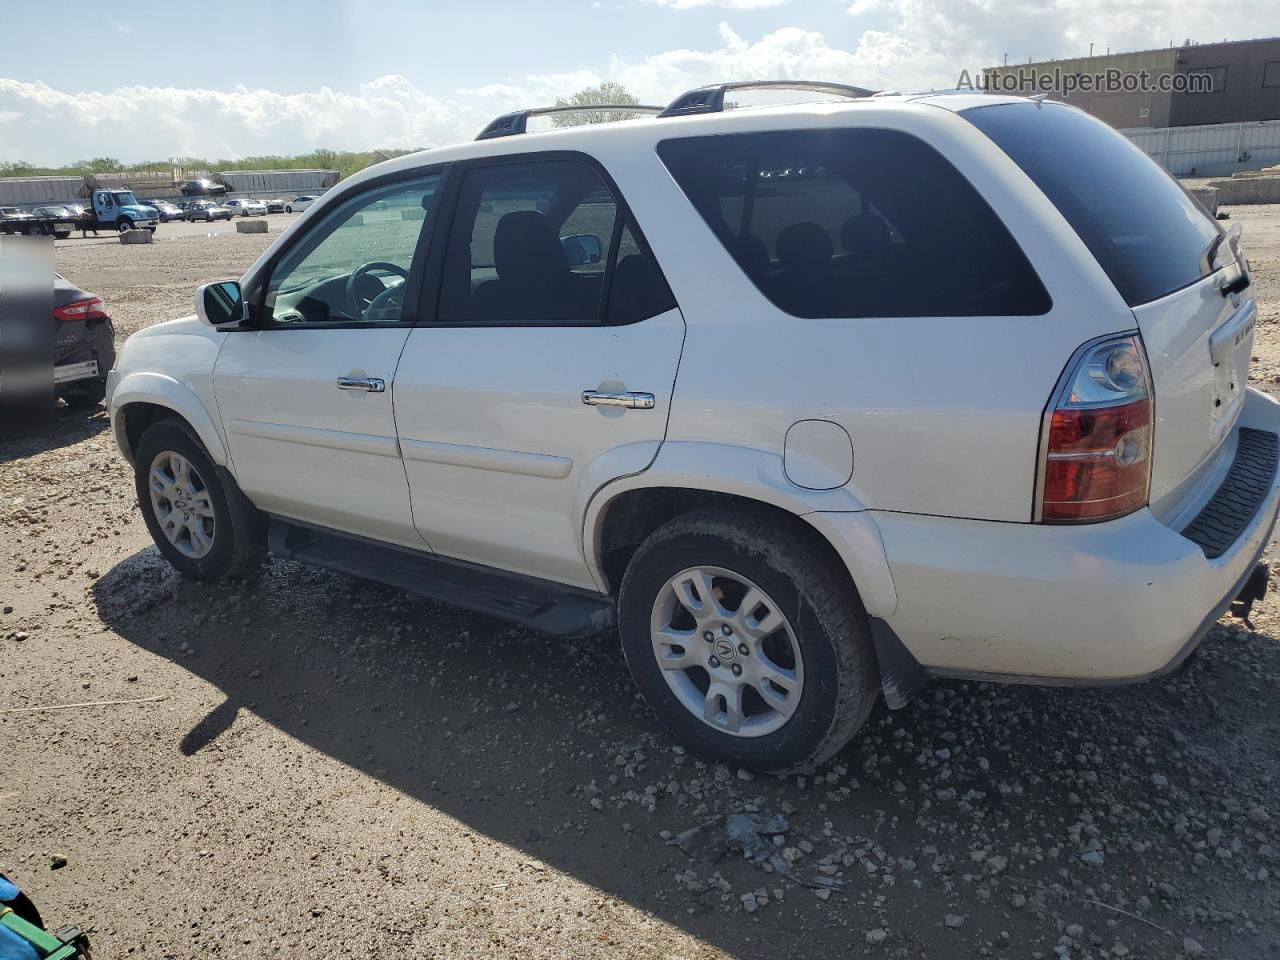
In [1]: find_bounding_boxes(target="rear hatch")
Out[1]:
[965,102,1249,520]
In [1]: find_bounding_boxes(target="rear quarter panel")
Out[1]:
[611,104,1135,522]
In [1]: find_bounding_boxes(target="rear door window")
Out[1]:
[964,102,1222,307]
[657,128,1050,318]
[437,157,674,325]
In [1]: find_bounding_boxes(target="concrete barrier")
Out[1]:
[401,208,426,221]
[236,219,269,234]
[119,229,153,245]
[1208,176,1280,205]
[1188,186,1218,218]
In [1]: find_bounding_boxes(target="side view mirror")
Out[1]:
[561,233,603,266]
[195,280,247,327]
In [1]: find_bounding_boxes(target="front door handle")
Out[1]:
[337,376,386,393]
[582,390,655,410]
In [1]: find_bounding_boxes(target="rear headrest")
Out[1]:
[840,213,891,255]
[493,210,568,283]
[775,221,833,268]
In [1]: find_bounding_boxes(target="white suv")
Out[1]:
[107,82,1279,772]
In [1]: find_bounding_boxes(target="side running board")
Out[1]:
[267,518,615,638]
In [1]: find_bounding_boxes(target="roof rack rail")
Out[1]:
[658,80,878,118]
[476,104,664,140]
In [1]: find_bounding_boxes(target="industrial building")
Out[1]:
[983,36,1280,130]
[0,168,338,211]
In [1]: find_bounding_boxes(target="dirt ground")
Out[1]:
[3,207,1280,960]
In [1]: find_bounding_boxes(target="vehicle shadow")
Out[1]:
[90,546,1280,958]
[0,405,109,463]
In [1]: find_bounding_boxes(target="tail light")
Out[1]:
[54,297,108,322]
[1036,333,1153,522]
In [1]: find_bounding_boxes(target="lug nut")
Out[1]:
[721,624,732,636]
[731,664,742,676]
[709,656,721,669]
[738,643,749,656]
[703,631,714,642]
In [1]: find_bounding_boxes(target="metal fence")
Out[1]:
[1122,119,1280,177]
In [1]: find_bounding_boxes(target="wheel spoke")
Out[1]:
[674,568,726,623]
[187,520,212,553]
[652,627,699,671]
[159,509,183,544]
[754,660,801,715]
[703,681,744,733]
[149,466,172,494]
[191,491,215,518]
[736,586,784,638]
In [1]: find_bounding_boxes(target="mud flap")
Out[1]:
[1230,561,1269,627]
[869,617,927,709]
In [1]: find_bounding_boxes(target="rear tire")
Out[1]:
[134,419,267,580]
[618,508,879,773]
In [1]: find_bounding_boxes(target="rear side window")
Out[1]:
[438,158,674,325]
[657,129,1050,318]
[964,102,1222,307]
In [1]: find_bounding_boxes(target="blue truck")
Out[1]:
[77,189,160,234]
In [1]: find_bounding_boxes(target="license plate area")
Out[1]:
[54,360,99,384]
[1208,299,1255,438]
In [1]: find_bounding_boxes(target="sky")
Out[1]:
[0,0,1275,165]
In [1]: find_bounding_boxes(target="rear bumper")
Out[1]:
[867,387,1280,683]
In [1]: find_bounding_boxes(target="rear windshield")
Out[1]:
[656,128,1050,318]
[964,102,1222,307]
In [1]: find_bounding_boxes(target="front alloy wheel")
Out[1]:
[147,450,216,558]
[134,418,266,580]
[651,566,803,737]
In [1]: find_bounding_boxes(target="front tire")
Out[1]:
[134,419,267,580]
[618,508,879,773]
[117,219,133,233]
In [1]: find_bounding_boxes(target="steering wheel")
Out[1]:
[346,261,410,322]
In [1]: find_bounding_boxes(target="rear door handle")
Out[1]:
[336,376,386,393]
[582,390,655,409]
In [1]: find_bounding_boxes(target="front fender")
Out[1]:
[581,440,898,616]
[109,370,229,467]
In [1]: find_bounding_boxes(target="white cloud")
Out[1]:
[651,0,790,9]
[108,19,132,35]
[848,0,1279,71]
[0,76,488,165]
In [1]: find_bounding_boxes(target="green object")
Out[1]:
[0,907,90,959]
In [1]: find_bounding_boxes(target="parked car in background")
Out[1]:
[29,206,80,238]
[180,179,227,197]
[141,199,185,222]
[224,198,267,217]
[54,273,115,408]
[0,206,35,222]
[185,200,233,222]
[266,198,287,213]
[285,195,317,213]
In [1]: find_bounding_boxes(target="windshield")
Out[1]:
[113,191,140,206]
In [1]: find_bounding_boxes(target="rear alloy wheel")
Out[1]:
[651,566,804,738]
[619,508,879,773]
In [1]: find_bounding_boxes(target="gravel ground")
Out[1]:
[3,208,1280,959]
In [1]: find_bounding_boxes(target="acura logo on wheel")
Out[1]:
[713,637,737,662]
